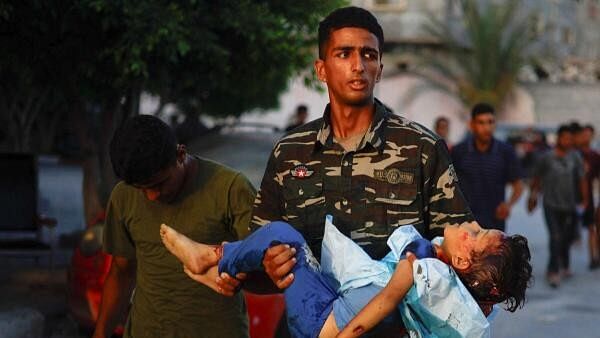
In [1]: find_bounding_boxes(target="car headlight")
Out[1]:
[79,224,104,257]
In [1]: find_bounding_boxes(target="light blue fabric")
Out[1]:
[321,215,490,338]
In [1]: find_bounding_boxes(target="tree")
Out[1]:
[0,0,345,225]
[405,0,535,111]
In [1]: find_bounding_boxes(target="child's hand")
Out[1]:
[405,251,416,265]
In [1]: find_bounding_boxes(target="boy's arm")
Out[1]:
[337,254,416,338]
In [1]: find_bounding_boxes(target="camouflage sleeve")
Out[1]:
[250,148,285,230]
[227,173,257,240]
[424,140,474,237]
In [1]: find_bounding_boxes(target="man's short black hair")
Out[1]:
[569,121,582,133]
[318,6,384,60]
[584,124,595,134]
[109,115,177,185]
[296,104,308,113]
[557,124,572,136]
[471,103,495,119]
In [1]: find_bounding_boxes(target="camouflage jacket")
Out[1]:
[251,100,474,259]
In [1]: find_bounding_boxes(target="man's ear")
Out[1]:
[176,144,186,163]
[451,254,471,271]
[376,63,383,83]
[314,59,326,83]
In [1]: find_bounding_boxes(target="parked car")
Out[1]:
[67,127,289,337]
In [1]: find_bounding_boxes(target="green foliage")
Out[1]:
[0,0,346,150]
[418,0,535,108]
[84,0,345,117]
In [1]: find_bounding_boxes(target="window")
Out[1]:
[366,0,408,11]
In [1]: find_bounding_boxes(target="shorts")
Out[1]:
[332,283,402,333]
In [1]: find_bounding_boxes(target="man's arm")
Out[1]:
[497,145,524,220]
[92,256,136,338]
[337,255,415,338]
[216,148,297,294]
[527,176,541,213]
[579,176,589,209]
[425,140,474,237]
[496,179,523,220]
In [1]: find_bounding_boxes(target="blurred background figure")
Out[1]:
[284,104,309,132]
[451,103,523,232]
[433,116,451,148]
[574,124,600,269]
[528,124,588,287]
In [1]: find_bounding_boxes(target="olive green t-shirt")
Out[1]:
[104,156,256,338]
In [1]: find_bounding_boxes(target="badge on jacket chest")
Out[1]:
[374,168,414,185]
[291,165,314,179]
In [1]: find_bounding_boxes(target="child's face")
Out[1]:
[442,222,504,270]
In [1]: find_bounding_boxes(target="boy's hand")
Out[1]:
[214,272,247,297]
[405,251,416,265]
[263,244,297,289]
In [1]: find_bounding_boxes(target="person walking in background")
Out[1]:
[574,124,600,269]
[528,124,588,288]
[284,104,309,132]
[433,116,451,148]
[451,103,523,232]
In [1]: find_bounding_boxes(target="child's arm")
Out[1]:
[337,253,416,338]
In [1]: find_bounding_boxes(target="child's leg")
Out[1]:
[160,224,220,274]
[218,221,339,338]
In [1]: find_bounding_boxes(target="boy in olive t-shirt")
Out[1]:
[93,115,255,338]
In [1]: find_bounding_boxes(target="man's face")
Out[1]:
[575,129,593,148]
[314,27,383,108]
[470,113,495,144]
[435,120,449,139]
[133,159,186,203]
[557,131,574,150]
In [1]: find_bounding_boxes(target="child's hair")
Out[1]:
[458,234,532,312]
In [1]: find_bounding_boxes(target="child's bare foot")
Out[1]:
[160,224,220,274]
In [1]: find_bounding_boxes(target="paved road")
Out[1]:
[492,197,600,338]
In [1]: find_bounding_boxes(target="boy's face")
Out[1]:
[556,131,573,150]
[442,222,504,270]
[314,27,383,108]
[133,150,187,203]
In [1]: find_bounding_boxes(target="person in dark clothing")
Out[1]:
[285,104,309,132]
[528,124,588,287]
[451,103,523,232]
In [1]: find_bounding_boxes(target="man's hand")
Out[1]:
[214,271,247,297]
[495,202,511,220]
[263,244,297,289]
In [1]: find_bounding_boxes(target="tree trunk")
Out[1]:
[74,94,126,226]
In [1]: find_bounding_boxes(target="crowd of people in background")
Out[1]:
[434,103,600,289]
